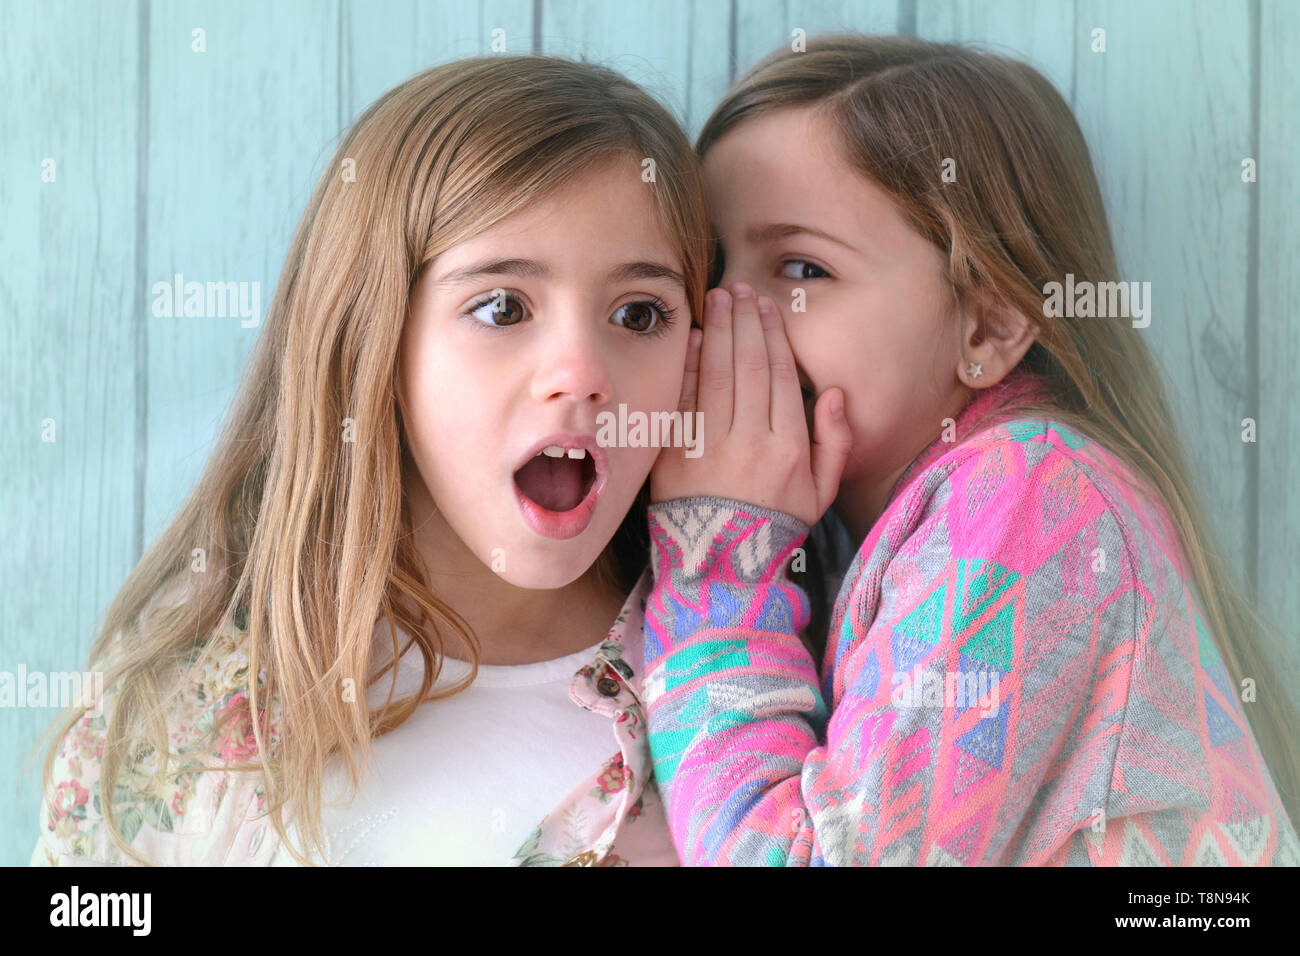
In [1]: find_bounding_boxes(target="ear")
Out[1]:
[955,292,1037,389]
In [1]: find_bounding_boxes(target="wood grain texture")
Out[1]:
[1073,0,1254,580]
[341,0,535,129]
[142,1,340,548]
[735,0,902,76]
[538,0,731,138]
[1,0,142,868]
[1257,0,1300,694]
[917,0,1075,101]
[2,0,1296,865]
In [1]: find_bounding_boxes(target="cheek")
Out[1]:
[401,362,502,500]
[785,310,853,391]
[618,349,686,410]
[602,352,688,489]
[402,370,449,459]
[617,445,662,491]
[405,342,500,428]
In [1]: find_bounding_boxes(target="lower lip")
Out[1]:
[513,471,605,540]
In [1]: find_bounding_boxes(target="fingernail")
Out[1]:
[731,282,755,299]
[689,328,703,348]
[757,296,773,314]
[707,289,729,309]
[830,390,844,417]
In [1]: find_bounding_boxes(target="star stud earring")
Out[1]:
[966,361,983,380]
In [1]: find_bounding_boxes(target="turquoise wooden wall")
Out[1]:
[2,0,1296,864]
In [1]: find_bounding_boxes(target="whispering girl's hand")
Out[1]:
[651,283,853,527]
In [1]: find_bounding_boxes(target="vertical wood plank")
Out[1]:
[1073,0,1253,588]
[735,0,901,78]
[916,0,1075,102]
[0,1,141,865]
[1257,0,1300,696]
[341,0,536,129]
[143,1,340,546]
[6,0,1295,867]
[537,0,731,139]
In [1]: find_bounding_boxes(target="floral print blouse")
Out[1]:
[30,570,678,867]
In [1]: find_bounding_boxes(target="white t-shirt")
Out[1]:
[270,632,628,866]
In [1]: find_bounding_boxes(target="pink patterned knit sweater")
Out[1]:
[642,368,1299,865]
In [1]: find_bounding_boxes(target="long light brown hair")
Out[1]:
[699,33,1299,826]
[34,54,710,865]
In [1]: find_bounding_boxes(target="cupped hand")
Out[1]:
[650,283,852,527]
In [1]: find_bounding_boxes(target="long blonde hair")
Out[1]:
[35,54,710,865]
[698,33,1299,825]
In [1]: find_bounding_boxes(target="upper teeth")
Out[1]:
[542,445,587,459]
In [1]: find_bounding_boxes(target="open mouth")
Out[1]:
[513,445,597,513]
[511,439,606,541]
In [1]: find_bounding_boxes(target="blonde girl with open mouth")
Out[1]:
[31,54,708,867]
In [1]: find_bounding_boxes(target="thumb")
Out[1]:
[810,387,852,514]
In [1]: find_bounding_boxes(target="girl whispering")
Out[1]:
[30,54,709,867]
[644,33,1300,866]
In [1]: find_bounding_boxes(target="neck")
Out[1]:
[833,386,977,542]
[400,475,625,666]
[832,465,908,543]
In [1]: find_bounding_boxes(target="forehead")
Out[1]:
[704,107,843,193]
[466,154,677,252]
[702,106,909,248]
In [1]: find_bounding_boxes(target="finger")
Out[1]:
[677,327,703,415]
[810,387,854,515]
[696,288,734,435]
[729,282,769,433]
[756,295,805,443]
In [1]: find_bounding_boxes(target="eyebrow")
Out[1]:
[744,222,859,255]
[434,257,686,290]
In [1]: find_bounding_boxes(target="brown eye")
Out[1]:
[780,260,830,280]
[468,291,526,327]
[611,301,662,333]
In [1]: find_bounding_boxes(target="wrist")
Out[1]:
[647,496,810,585]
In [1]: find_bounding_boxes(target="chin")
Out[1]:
[493,565,585,590]
[485,539,606,590]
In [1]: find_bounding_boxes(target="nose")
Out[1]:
[530,317,614,408]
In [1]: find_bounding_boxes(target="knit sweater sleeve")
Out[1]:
[643,438,1146,866]
[642,496,822,866]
